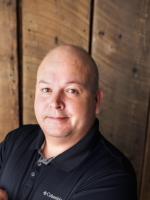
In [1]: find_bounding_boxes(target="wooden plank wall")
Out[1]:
[92,0,150,189]
[0,0,19,140]
[140,105,150,200]
[0,0,150,199]
[22,0,90,123]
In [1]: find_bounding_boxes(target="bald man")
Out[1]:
[0,45,137,200]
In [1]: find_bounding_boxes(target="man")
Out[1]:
[0,45,137,199]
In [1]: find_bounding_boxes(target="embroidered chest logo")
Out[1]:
[43,191,62,200]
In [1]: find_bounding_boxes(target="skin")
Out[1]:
[0,189,8,200]
[34,45,103,158]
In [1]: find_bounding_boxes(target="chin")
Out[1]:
[43,125,73,138]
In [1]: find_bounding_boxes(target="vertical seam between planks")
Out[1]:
[88,0,95,55]
[138,0,150,198]
[139,91,150,199]
[16,0,23,126]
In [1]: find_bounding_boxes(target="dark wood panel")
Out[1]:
[0,0,19,140]
[140,97,150,200]
[92,0,150,189]
[22,0,91,123]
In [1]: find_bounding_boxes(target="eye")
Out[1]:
[40,88,52,93]
[66,88,80,96]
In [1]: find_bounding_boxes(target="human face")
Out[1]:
[34,52,100,142]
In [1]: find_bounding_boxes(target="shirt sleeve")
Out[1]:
[0,130,17,172]
[0,139,7,171]
[71,172,137,200]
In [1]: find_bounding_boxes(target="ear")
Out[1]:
[95,89,104,115]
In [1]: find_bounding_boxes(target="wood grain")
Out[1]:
[92,0,150,189]
[0,0,19,140]
[22,0,91,123]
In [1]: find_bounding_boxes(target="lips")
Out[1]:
[46,116,69,121]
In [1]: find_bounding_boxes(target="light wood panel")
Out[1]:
[0,0,19,140]
[22,0,91,123]
[92,0,150,187]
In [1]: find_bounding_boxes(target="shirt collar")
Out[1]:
[30,119,101,172]
[29,128,45,150]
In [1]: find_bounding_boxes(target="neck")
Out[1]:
[42,120,97,158]
[42,134,85,158]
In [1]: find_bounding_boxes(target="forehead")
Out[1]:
[37,51,91,85]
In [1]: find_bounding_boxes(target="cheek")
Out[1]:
[34,96,46,116]
[79,98,96,116]
[67,99,92,116]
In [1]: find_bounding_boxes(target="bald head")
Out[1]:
[38,45,99,94]
[34,44,102,148]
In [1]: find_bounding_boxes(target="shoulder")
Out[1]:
[4,124,40,142]
[101,135,136,176]
[0,124,42,165]
[88,134,135,175]
[79,133,137,187]
[0,124,42,153]
[73,135,137,199]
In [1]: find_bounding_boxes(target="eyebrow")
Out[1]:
[38,80,87,87]
[38,80,51,84]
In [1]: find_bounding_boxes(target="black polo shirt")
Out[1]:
[0,120,137,200]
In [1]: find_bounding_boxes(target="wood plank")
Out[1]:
[92,0,150,188]
[0,0,19,140]
[22,0,91,123]
[140,97,150,200]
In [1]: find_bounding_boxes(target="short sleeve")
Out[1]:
[0,129,18,172]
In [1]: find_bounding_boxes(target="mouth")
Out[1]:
[46,116,69,121]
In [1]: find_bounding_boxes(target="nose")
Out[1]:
[49,91,65,110]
